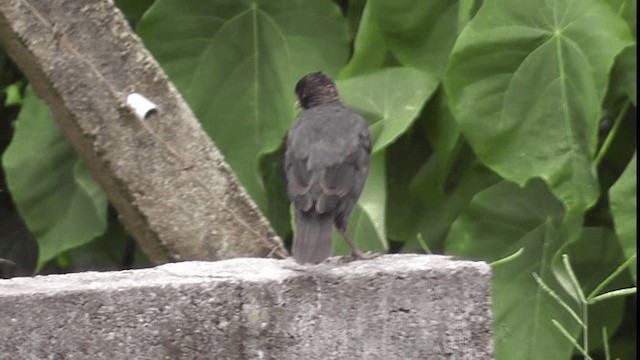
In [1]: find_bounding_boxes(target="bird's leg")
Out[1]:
[338,228,363,258]
[338,228,380,261]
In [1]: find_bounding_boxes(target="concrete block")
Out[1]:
[0,254,493,359]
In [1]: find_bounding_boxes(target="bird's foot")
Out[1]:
[352,250,381,260]
[337,250,381,263]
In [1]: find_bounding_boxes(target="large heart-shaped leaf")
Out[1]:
[419,88,464,204]
[341,0,460,78]
[412,155,501,252]
[446,179,576,360]
[138,0,350,210]
[337,67,438,153]
[445,0,634,212]
[368,0,460,76]
[2,89,107,269]
[339,1,388,78]
[384,118,432,244]
[609,152,637,282]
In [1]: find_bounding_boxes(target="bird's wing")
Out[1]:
[316,125,371,214]
[285,149,313,212]
[284,117,314,212]
[285,110,371,215]
[315,161,354,213]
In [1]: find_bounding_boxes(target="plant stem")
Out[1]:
[590,287,637,304]
[532,273,584,326]
[595,101,630,166]
[551,319,592,360]
[602,327,610,360]
[588,254,637,300]
[582,301,589,359]
[562,254,590,358]
[416,233,432,255]
[490,247,524,267]
[563,254,587,303]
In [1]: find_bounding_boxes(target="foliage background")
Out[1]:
[0,0,636,359]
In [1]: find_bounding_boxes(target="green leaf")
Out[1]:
[114,0,155,24]
[338,67,439,153]
[446,179,578,360]
[393,90,469,252]
[458,0,483,33]
[385,118,432,243]
[259,143,292,241]
[605,0,637,37]
[344,0,367,39]
[613,45,637,106]
[339,1,388,78]
[3,82,22,106]
[411,149,501,253]
[422,88,463,199]
[1,89,107,269]
[369,0,460,76]
[57,220,147,272]
[609,152,637,282]
[334,152,387,254]
[138,0,350,211]
[445,0,634,212]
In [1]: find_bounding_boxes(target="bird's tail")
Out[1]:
[292,211,333,265]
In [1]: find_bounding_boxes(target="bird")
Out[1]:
[284,72,372,265]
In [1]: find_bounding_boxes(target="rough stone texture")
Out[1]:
[0,255,493,359]
[0,0,286,263]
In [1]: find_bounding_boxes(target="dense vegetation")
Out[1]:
[1,0,635,359]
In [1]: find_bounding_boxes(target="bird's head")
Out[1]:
[295,72,340,109]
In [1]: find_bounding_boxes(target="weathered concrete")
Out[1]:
[0,255,493,359]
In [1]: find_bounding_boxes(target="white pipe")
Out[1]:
[126,93,159,120]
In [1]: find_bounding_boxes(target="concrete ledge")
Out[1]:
[0,254,493,359]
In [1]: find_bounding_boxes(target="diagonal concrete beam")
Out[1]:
[0,255,493,359]
[0,0,286,263]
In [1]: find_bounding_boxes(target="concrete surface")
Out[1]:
[0,254,493,359]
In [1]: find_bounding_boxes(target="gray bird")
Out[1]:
[285,72,371,264]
